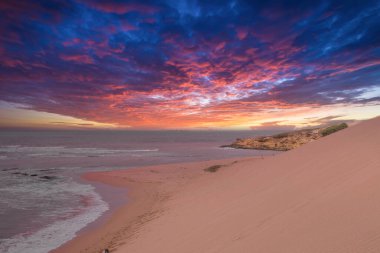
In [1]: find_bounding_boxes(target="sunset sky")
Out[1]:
[0,0,379,130]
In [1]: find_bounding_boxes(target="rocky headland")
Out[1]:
[224,123,348,151]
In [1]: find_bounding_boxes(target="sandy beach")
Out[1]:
[52,157,253,253]
[53,117,380,253]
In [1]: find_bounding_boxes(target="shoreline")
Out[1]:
[49,117,380,253]
[21,117,380,252]
[51,157,256,253]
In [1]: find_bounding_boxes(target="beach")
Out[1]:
[53,157,253,253]
[0,130,276,253]
[53,117,380,252]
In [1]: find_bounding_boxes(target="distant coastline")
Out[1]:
[223,123,348,151]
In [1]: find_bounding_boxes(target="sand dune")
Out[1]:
[114,117,380,253]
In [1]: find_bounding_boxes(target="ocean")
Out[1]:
[0,130,279,253]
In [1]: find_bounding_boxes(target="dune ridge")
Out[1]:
[114,117,380,253]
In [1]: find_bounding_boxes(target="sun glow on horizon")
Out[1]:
[0,1,379,130]
[1,100,379,130]
[0,101,120,130]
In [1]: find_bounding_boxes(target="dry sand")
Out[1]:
[52,157,250,253]
[54,116,380,253]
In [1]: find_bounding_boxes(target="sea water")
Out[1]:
[0,130,278,253]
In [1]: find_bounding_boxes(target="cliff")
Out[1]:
[225,123,348,151]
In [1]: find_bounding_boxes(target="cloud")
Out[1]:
[0,0,379,128]
[306,116,357,127]
[82,0,160,14]
[250,121,296,132]
[60,54,94,64]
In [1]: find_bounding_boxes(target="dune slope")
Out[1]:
[116,117,380,253]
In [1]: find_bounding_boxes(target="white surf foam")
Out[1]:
[0,145,159,159]
[0,182,109,253]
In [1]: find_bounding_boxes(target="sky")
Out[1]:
[0,0,379,130]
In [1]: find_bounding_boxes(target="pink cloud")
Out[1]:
[236,27,248,40]
[62,38,81,47]
[250,121,296,131]
[60,54,94,64]
[84,1,159,14]
[215,41,226,51]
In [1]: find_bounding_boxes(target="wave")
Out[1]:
[0,180,109,253]
[0,145,159,159]
[124,148,159,152]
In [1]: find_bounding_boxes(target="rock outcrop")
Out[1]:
[224,123,348,151]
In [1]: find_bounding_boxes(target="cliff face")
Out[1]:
[226,123,348,151]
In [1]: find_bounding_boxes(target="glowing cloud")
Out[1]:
[0,0,379,129]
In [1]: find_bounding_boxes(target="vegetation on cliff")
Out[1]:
[319,123,348,136]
